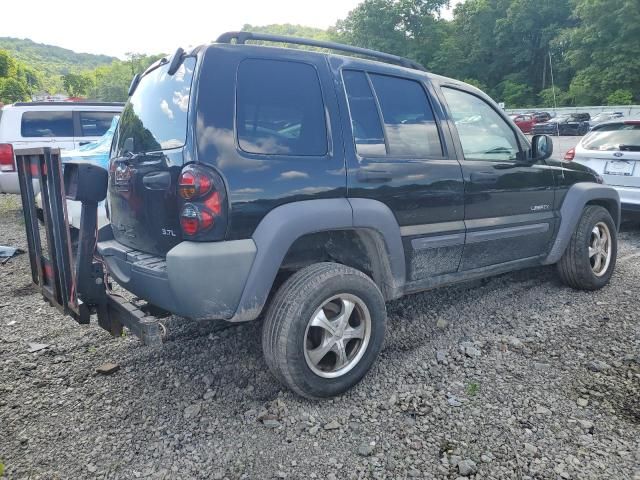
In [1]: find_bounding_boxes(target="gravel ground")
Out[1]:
[1,193,639,480]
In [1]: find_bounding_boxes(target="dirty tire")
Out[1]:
[557,205,617,290]
[262,262,386,399]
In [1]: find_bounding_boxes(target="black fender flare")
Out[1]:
[229,198,406,322]
[543,182,620,265]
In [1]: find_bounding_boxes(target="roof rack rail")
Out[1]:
[216,31,426,72]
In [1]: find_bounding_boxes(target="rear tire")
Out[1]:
[262,262,386,399]
[557,206,617,290]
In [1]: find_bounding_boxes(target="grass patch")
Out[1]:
[466,382,480,397]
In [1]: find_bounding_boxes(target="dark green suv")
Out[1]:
[20,32,620,399]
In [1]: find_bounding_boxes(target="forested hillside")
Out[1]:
[1,0,639,107]
[0,37,115,94]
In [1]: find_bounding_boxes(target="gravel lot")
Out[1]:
[1,193,639,480]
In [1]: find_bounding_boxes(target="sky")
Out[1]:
[4,0,461,59]
[5,0,361,58]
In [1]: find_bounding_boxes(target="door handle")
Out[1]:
[470,171,499,183]
[79,141,91,146]
[142,171,171,190]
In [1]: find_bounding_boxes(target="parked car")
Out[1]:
[0,102,123,194]
[589,111,624,128]
[524,111,551,123]
[531,113,591,136]
[34,115,118,230]
[509,113,536,133]
[23,32,620,399]
[565,119,640,214]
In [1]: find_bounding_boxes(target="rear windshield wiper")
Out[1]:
[619,144,640,152]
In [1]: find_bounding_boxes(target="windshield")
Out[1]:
[114,56,196,156]
[582,123,640,151]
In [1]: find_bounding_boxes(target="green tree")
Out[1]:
[565,0,640,104]
[62,72,94,97]
[0,50,17,78]
[606,89,633,105]
[497,78,534,108]
[0,77,29,103]
[333,0,450,69]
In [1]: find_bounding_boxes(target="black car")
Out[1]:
[18,32,620,399]
[524,111,552,123]
[532,113,591,136]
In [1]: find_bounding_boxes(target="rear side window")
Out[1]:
[236,59,327,156]
[342,71,386,156]
[79,111,118,137]
[583,123,640,151]
[343,70,442,157]
[21,111,74,137]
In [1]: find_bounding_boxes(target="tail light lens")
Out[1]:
[178,169,212,200]
[178,164,227,240]
[0,144,15,172]
[564,148,575,161]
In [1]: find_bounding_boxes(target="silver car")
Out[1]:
[566,119,640,213]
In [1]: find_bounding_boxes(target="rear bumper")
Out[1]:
[614,185,640,212]
[97,238,257,320]
[0,171,20,194]
[0,171,41,195]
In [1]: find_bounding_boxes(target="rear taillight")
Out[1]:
[564,148,575,161]
[0,144,15,172]
[178,169,212,200]
[178,164,227,240]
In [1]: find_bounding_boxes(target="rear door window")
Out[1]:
[79,111,118,137]
[369,74,442,157]
[21,111,74,137]
[236,59,328,156]
[343,70,443,158]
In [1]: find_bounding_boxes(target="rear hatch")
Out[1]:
[575,122,640,187]
[108,56,196,256]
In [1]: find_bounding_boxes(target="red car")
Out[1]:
[509,113,536,133]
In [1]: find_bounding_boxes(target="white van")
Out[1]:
[0,102,123,194]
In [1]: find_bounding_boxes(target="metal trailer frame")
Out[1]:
[15,147,164,346]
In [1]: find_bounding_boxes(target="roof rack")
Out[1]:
[216,31,426,72]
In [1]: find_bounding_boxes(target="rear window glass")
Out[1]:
[236,59,327,156]
[79,111,118,137]
[115,56,196,155]
[21,111,73,137]
[583,123,640,151]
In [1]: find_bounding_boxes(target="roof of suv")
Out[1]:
[11,102,124,108]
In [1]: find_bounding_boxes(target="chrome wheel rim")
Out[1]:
[303,294,372,379]
[589,221,612,277]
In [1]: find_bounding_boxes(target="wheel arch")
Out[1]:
[544,182,620,265]
[228,198,406,322]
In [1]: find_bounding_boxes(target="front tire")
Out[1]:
[557,205,617,290]
[262,262,387,399]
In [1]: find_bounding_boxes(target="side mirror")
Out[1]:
[64,162,108,203]
[531,134,553,161]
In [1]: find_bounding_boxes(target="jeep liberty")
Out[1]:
[17,32,620,399]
